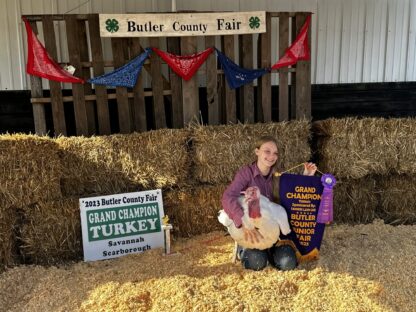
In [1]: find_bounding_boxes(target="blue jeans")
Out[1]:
[239,245,297,271]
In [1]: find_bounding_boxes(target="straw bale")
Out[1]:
[56,135,130,197]
[314,118,399,179]
[333,176,379,224]
[191,121,311,184]
[109,128,191,189]
[163,184,227,237]
[0,204,17,269]
[378,174,416,224]
[57,129,190,197]
[388,118,416,174]
[0,134,62,207]
[19,198,82,265]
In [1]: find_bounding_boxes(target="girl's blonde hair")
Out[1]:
[254,135,278,150]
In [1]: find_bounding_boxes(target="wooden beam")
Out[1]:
[42,16,67,136]
[279,13,290,121]
[258,12,272,122]
[240,34,254,123]
[167,37,183,128]
[205,36,219,125]
[180,36,199,125]
[222,35,236,123]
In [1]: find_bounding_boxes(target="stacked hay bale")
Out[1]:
[313,117,416,224]
[163,121,312,236]
[19,129,191,264]
[0,134,62,268]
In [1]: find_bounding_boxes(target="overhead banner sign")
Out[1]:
[99,11,266,37]
[80,189,165,261]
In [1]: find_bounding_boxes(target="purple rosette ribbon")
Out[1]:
[317,174,336,224]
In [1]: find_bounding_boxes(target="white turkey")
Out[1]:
[218,186,291,250]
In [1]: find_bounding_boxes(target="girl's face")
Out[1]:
[255,141,278,169]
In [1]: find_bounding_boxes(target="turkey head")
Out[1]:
[243,186,262,219]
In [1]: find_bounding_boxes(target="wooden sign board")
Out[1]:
[99,11,266,37]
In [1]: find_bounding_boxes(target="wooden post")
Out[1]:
[28,21,47,135]
[222,35,236,123]
[43,16,67,136]
[65,15,89,136]
[148,37,166,129]
[88,14,111,135]
[240,34,254,123]
[205,36,219,125]
[295,13,311,119]
[181,36,199,125]
[279,13,290,121]
[258,12,272,122]
[167,37,183,128]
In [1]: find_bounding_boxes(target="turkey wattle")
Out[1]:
[218,186,291,250]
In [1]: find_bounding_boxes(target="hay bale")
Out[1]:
[378,174,416,224]
[56,135,130,197]
[390,118,416,174]
[19,198,82,264]
[0,204,17,269]
[191,121,311,184]
[163,184,227,237]
[110,129,191,189]
[333,176,379,224]
[314,118,399,179]
[0,134,62,207]
[57,129,190,197]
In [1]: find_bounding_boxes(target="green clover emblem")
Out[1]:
[105,19,119,33]
[249,16,260,29]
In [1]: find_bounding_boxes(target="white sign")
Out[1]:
[80,189,165,261]
[99,11,266,37]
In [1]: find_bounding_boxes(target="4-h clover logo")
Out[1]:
[249,16,261,29]
[105,19,119,33]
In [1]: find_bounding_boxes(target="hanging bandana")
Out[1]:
[271,15,311,69]
[23,17,84,84]
[152,47,213,81]
[88,48,152,88]
[215,48,269,89]
[317,174,336,224]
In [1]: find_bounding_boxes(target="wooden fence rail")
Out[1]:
[23,12,311,136]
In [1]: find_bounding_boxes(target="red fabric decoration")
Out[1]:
[23,17,84,83]
[152,47,214,81]
[272,15,311,69]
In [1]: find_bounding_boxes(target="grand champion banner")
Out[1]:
[279,174,325,261]
[80,189,165,261]
[99,12,266,37]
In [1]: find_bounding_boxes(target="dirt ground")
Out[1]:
[0,219,415,312]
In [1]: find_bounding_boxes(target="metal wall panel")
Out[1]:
[3,0,416,90]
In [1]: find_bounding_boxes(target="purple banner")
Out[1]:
[279,173,325,261]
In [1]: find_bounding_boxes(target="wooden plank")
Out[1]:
[28,21,47,135]
[88,14,111,135]
[279,13,289,121]
[258,12,272,122]
[42,16,67,136]
[222,35,236,123]
[180,36,199,125]
[111,37,133,133]
[205,36,219,125]
[77,18,96,134]
[167,37,183,128]
[148,37,166,129]
[239,34,254,123]
[290,15,297,119]
[65,15,89,136]
[129,38,147,132]
[295,13,311,119]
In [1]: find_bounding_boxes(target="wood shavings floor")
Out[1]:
[1,220,414,312]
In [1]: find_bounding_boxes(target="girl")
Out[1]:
[221,135,317,271]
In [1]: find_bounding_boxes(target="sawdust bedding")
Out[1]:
[1,220,415,312]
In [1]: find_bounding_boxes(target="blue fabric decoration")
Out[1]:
[88,48,152,88]
[215,48,269,89]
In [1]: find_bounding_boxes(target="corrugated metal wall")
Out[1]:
[1,0,415,90]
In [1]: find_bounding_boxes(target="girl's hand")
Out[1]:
[303,162,317,176]
[242,226,264,244]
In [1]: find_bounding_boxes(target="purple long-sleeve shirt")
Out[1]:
[221,162,275,228]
